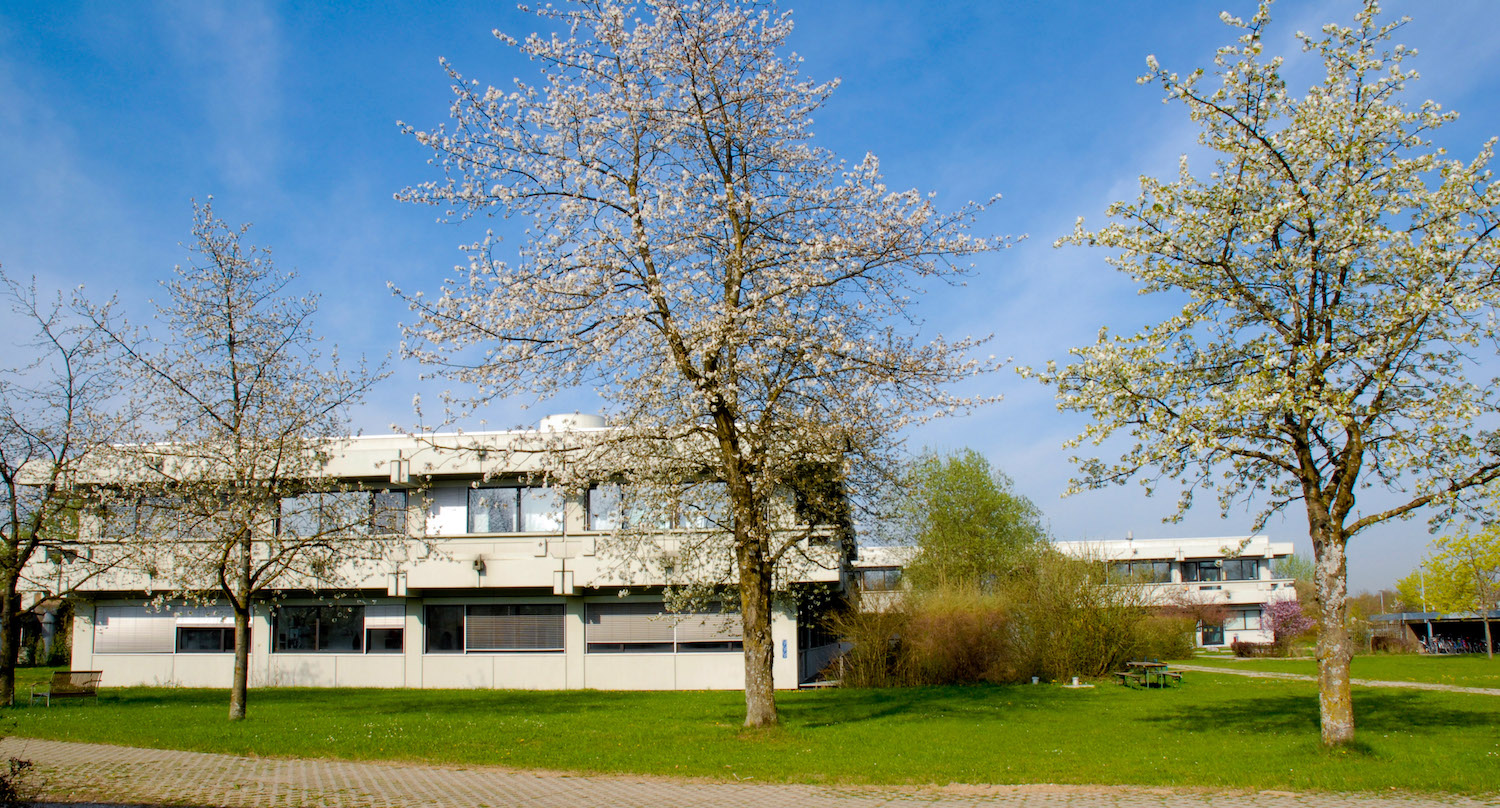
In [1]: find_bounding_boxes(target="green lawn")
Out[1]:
[1180,654,1500,688]
[6,668,1499,795]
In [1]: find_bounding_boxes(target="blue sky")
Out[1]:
[3,1,1498,591]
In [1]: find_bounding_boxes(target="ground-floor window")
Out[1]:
[1224,607,1262,631]
[176,626,240,653]
[423,604,565,653]
[275,605,365,652]
[1200,623,1224,645]
[585,602,742,653]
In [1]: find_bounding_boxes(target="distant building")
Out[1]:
[1055,535,1296,647]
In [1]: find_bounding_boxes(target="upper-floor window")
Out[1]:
[467,486,561,533]
[1111,561,1172,583]
[279,490,407,538]
[1222,558,1260,581]
[1180,560,1222,583]
[585,482,725,531]
[856,567,903,592]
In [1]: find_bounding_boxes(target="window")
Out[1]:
[281,490,406,537]
[857,567,902,592]
[423,604,565,652]
[1224,608,1262,631]
[468,486,561,533]
[177,627,239,653]
[585,602,742,653]
[1181,560,1222,583]
[467,604,565,651]
[363,604,405,653]
[94,606,175,654]
[424,605,465,653]
[1200,623,1224,645]
[587,483,726,532]
[1222,558,1260,581]
[519,488,562,532]
[372,490,409,534]
[1112,561,1170,582]
[274,605,364,652]
[588,484,622,530]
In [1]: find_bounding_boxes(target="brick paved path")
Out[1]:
[4,738,1492,808]
[1171,665,1500,696]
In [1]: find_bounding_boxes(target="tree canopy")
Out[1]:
[897,449,1048,592]
[397,0,1003,726]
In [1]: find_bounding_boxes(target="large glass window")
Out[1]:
[1181,560,1222,583]
[423,604,565,652]
[274,605,365,652]
[1222,558,1260,581]
[1224,608,1263,631]
[468,486,561,533]
[857,568,902,592]
[371,490,409,534]
[424,605,465,653]
[177,627,239,653]
[280,490,406,537]
[588,484,622,530]
[519,488,562,533]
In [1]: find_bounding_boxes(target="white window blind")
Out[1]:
[173,605,233,628]
[94,605,175,653]
[364,604,405,630]
[466,604,564,650]
[673,611,742,643]
[586,602,674,643]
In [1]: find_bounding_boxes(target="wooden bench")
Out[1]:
[30,670,102,706]
[1161,671,1183,684]
[1113,671,1142,686]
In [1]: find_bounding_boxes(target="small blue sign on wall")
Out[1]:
[781,639,787,659]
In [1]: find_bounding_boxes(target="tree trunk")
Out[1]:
[1484,615,1493,660]
[229,599,251,720]
[228,532,253,721]
[738,545,778,728]
[1311,530,1354,746]
[0,584,18,707]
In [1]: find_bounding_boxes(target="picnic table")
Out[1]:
[1118,660,1181,688]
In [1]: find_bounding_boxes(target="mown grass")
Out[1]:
[1180,654,1500,688]
[7,666,1499,794]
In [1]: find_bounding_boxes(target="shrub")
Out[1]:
[1136,615,1197,660]
[1230,638,1278,657]
[824,605,914,688]
[902,588,1015,684]
[833,548,1153,685]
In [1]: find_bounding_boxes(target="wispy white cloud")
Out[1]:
[151,0,282,190]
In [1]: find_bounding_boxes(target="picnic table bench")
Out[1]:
[30,670,102,706]
[1113,660,1182,688]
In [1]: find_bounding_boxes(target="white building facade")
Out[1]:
[1055,535,1297,647]
[58,420,849,690]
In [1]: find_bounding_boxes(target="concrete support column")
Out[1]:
[565,598,586,689]
[771,599,798,690]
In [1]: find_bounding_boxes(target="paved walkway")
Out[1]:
[1172,664,1500,696]
[4,737,1493,808]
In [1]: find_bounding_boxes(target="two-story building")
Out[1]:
[1055,534,1297,647]
[56,415,850,691]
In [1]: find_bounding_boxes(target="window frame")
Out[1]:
[422,603,566,653]
[273,604,368,653]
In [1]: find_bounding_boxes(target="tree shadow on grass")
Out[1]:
[1142,689,1492,736]
[784,684,1042,729]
